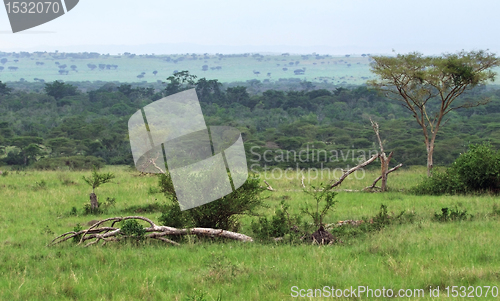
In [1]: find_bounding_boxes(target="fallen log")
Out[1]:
[48,216,253,247]
[329,154,379,189]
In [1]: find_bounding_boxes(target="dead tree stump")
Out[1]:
[90,193,99,211]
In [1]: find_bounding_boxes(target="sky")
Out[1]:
[1,0,499,55]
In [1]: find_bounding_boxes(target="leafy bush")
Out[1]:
[73,223,83,243]
[251,200,303,241]
[412,143,500,195]
[330,204,416,242]
[120,219,145,240]
[301,184,337,227]
[433,206,472,222]
[158,173,265,231]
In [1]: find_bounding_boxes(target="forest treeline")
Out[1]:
[1,74,500,170]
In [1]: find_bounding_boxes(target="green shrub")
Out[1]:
[412,143,500,195]
[301,183,337,228]
[73,223,83,243]
[433,206,472,222]
[251,200,303,241]
[158,173,265,231]
[120,219,145,240]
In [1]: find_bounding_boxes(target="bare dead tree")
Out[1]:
[368,118,403,191]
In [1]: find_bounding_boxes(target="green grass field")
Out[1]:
[0,166,499,300]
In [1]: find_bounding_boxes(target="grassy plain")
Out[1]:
[1,53,374,85]
[0,165,499,300]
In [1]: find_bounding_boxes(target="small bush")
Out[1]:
[158,173,266,231]
[69,206,78,216]
[434,206,472,222]
[1,171,8,177]
[251,200,303,242]
[120,219,145,240]
[32,180,47,191]
[330,204,416,242]
[412,143,500,195]
[73,223,83,243]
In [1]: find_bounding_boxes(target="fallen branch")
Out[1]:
[301,176,306,189]
[329,154,379,189]
[364,163,403,191]
[48,216,253,247]
[264,180,274,191]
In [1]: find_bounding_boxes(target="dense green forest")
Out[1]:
[1,73,500,171]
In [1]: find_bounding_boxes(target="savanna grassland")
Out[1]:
[1,52,383,85]
[0,166,499,300]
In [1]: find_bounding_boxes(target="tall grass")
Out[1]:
[0,166,499,300]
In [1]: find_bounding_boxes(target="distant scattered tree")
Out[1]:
[58,64,67,69]
[0,58,7,64]
[282,67,288,71]
[98,64,106,70]
[70,65,77,71]
[58,70,69,75]
[153,70,158,76]
[0,81,12,95]
[14,59,19,63]
[8,66,18,71]
[165,70,197,96]
[137,74,144,79]
[202,65,208,71]
[87,64,97,70]
[0,67,3,72]
[55,62,60,65]
[44,80,78,100]
[369,50,500,176]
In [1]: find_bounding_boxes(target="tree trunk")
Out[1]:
[427,143,434,177]
[90,193,99,211]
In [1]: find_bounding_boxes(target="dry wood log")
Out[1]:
[329,154,379,189]
[263,180,274,191]
[364,163,403,191]
[48,216,253,247]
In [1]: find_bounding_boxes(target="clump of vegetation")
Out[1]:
[330,204,416,242]
[412,143,500,195]
[72,223,83,243]
[301,184,337,228]
[251,200,304,242]
[120,219,146,240]
[158,173,265,231]
[121,202,165,214]
[32,180,47,191]
[82,197,116,215]
[434,206,472,222]
[82,167,115,193]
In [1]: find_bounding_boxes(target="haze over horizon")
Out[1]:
[1,0,499,56]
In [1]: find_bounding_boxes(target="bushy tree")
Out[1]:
[158,173,265,231]
[44,80,78,100]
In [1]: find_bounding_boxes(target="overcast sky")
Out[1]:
[1,0,499,55]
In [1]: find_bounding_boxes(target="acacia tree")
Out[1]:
[369,50,499,176]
